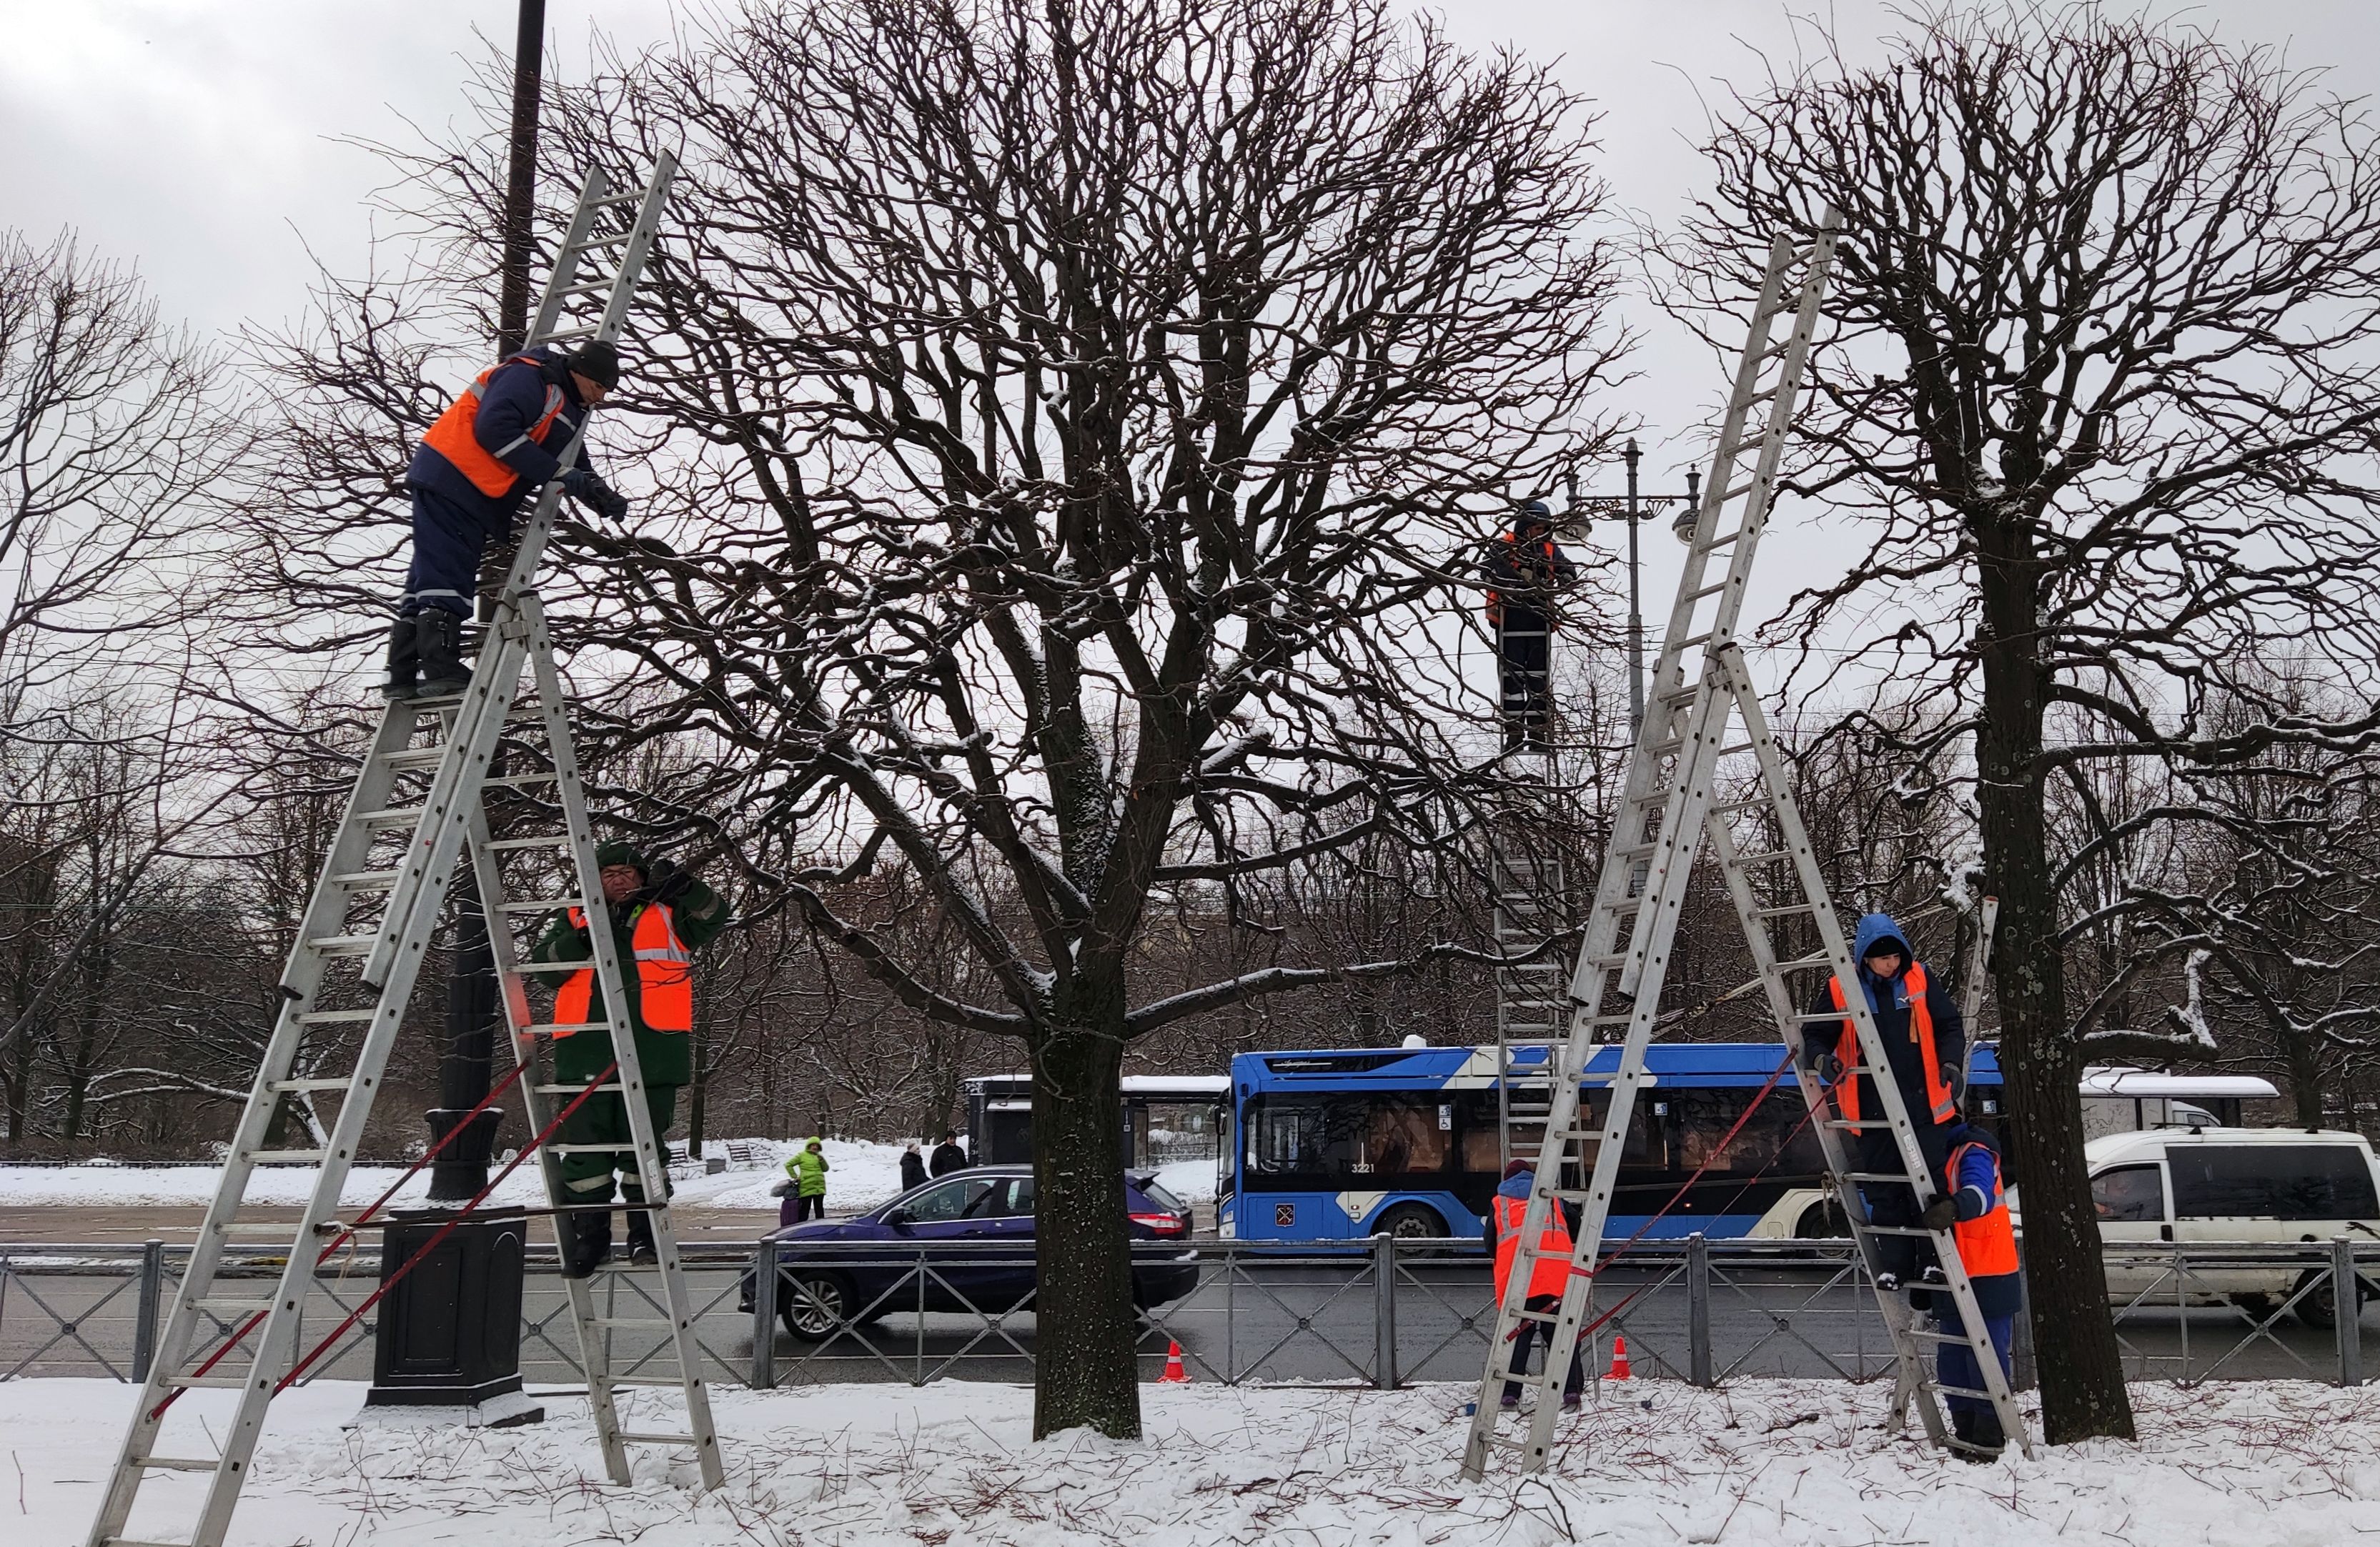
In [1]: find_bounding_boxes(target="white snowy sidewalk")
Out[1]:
[7,1375,2376,1546]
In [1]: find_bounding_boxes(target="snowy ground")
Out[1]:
[0,1141,1217,1217]
[8,1376,2376,1546]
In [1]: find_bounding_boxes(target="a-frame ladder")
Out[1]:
[1461,209,2031,1478]
[88,152,721,1547]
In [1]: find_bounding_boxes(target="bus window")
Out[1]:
[1246,1094,1455,1183]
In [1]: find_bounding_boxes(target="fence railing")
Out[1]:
[5,1235,2371,1392]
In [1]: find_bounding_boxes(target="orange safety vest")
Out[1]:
[1491,1191,1575,1303]
[1943,1140,2020,1279]
[552,902,694,1035]
[1486,533,1560,628]
[420,355,573,499]
[1828,962,1956,1125]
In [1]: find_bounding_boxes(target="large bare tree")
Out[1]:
[1671,6,2380,1441]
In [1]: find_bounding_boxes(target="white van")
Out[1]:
[2052,1128,2380,1325]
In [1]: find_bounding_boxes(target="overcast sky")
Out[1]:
[2,0,2375,667]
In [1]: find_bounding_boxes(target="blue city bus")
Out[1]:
[1215,1041,2009,1244]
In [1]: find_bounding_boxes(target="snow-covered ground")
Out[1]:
[0,1139,1219,1214]
[8,1376,2375,1546]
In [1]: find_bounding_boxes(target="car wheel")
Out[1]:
[1374,1203,1449,1242]
[778,1269,856,1342]
[1795,1201,1851,1240]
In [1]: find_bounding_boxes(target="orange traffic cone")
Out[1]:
[1607,1334,1632,1381]
[1159,1339,1191,1383]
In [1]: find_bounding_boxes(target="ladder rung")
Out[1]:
[1735,850,1790,865]
[534,1082,624,1095]
[104,1538,214,1546]
[1843,1171,1921,1184]
[603,1375,697,1388]
[1860,1225,1935,1238]
[354,808,425,827]
[550,1143,642,1154]
[1931,1384,1998,1403]
[540,324,600,343]
[244,1148,329,1163]
[133,1456,221,1471]
[1683,579,1732,602]
[616,1431,702,1446]
[587,1318,679,1330]
[298,1008,378,1024]
[378,747,448,768]
[485,834,573,850]
[483,772,559,788]
[329,869,401,889]
[1791,1009,1850,1023]
[1751,903,1815,919]
[164,1373,252,1391]
[523,1021,613,1035]
[306,935,379,956]
[196,1296,275,1314]
[497,899,582,915]
[268,1078,352,1094]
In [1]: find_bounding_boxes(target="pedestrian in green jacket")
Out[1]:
[785,1138,828,1222]
[530,840,729,1275]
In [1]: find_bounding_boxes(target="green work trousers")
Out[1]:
[557,1082,679,1207]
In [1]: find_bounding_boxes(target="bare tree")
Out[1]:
[1671,6,2380,1441]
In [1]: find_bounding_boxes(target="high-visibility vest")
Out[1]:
[1486,533,1560,628]
[552,902,693,1035]
[1828,962,1956,1125]
[420,354,572,499]
[1491,1191,1574,1303]
[1943,1140,2021,1279]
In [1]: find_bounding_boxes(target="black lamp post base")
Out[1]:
[366,1206,536,1416]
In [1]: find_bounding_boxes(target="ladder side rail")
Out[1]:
[85,706,425,1547]
[585,152,678,342]
[526,167,613,348]
[1716,650,2031,1456]
[522,600,725,1488]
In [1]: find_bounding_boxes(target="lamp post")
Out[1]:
[1570,439,1700,734]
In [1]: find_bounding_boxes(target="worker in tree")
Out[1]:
[532,841,729,1276]
[1916,1120,2021,1458]
[1482,1159,1587,1411]
[1482,500,1577,750]
[385,338,633,700]
[1805,911,1965,1289]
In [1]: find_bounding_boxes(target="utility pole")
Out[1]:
[1574,442,1699,739]
[427,0,545,1202]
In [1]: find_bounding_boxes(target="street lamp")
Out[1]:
[1569,439,1700,732]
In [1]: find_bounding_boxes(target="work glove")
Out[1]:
[647,857,695,905]
[560,468,631,522]
[1941,1062,1966,1104]
[1920,1196,1958,1233]
[1813,1051,1846,1085]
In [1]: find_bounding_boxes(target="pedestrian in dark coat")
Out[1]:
[929,1131,968,1177]
[899,1143,928,1193]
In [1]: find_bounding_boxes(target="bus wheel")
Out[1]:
[1374,1203,1449,1245]
[1795,1201,1850,1240]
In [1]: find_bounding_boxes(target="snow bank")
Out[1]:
[0,1137,918,1213]
[11,1376,2377,1546]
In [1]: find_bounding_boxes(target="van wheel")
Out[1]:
[2294,1270,2370,1329]
[1795,1201,1850,1239]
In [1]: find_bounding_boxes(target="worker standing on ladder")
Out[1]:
[1483,1159,1587,1411]
[1482,500,1577,751]
[1807,911,1965,1288]
[532,841,729,1275]
[1918,1120,2021,1458]
[385,339,633,700]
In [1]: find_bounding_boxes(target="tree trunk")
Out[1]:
[1976,537,2136,1445]
[1030,1013,1139,1441]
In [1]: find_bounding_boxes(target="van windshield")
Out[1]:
[2168,1144,2379,1220]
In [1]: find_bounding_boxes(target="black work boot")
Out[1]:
[380,617,418,701]
[1965,1406,2005,1459]
[414,609,471,698]
[624,1208,658,1265]
[560,1209,614,1278]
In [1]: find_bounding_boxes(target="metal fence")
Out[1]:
[4,1235,2372,1392]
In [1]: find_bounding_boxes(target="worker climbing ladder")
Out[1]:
[1460,209,2032,1478]
[86,153,720,1547]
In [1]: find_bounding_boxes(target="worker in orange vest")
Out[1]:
[1482,1159,1586,1410]
[530,840,729,1275]
[1917,1122,2022,1458]
[387,339,632,700]
[1480,501,1577,750]
[1805,911,1965,1289]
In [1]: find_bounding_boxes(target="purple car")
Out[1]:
[740,1164,1199,1341]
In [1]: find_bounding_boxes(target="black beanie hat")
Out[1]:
[562,339,620,390]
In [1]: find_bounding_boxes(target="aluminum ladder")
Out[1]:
[87,152,720,1547]
[1460,209,2031,1478]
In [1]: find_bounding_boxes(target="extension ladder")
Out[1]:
[1460,210,2032,1478]
[87,153,721,1547]
[1491,777,1567,1173]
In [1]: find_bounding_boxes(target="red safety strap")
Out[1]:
[149,1055,538,1422]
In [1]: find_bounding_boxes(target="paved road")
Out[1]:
[0,1203,782,1248]
[6,1250,2362,1391]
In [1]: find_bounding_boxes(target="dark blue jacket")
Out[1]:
[1936,1123,2022,1318]
[1805,911,1965,1125]
[407,347,597,522]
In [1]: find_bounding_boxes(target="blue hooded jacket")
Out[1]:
[1930,1121,2022,1318]
[1808,910,1965,1129]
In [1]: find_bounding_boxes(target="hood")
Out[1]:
[1496,1169,1535,1201]
[1940,1120,1997,1157]
[1850,912,1910,973]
